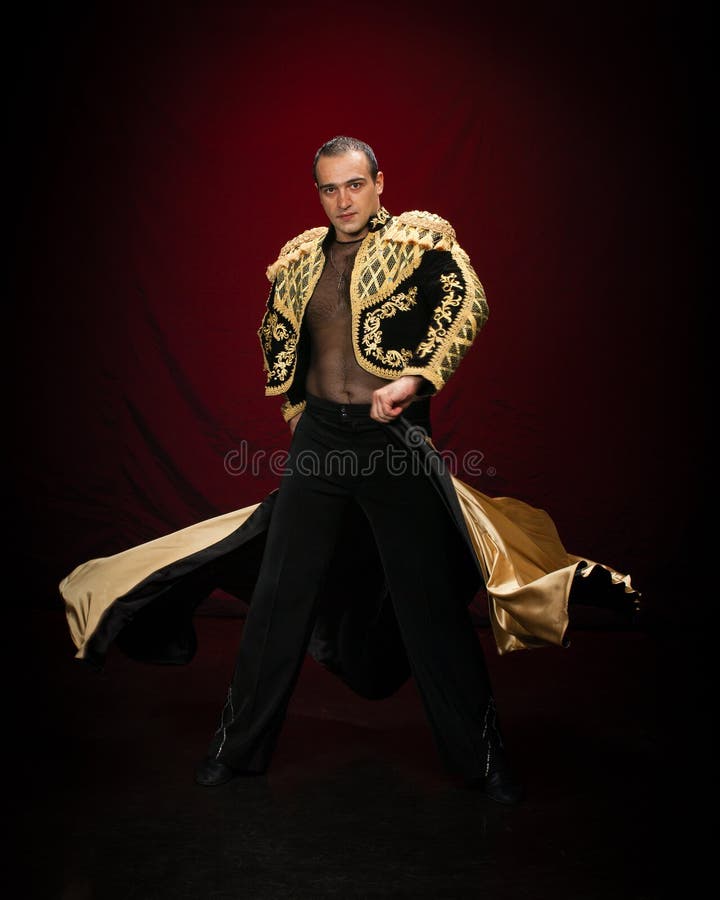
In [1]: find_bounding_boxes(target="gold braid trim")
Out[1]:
[280,398,306,422]
[350,212,457,316]
[390,210,456,246]
[351,232,423,312]
[265,227,328,282]
[272,248,326,328]
[414,243,489,390]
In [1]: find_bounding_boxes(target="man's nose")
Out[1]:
[337,188,351,208]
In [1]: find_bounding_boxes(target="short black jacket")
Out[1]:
[257,207,489,420]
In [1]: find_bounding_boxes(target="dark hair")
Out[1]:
[312,136,379,182]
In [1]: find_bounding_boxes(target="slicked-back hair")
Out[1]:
[313,136,379,183]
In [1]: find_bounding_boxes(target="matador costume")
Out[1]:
[60,207,636,782]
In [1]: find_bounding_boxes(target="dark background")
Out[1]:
[10,0,707,624]
[8,4,710,897]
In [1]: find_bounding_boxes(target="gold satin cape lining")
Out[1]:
[60,480,633,659]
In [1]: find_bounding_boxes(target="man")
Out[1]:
[194,136,523,804]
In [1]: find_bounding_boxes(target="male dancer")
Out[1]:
[195,136,522,804]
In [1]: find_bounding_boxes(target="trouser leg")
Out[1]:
[207,427,350,771]
[357,458,503,781]
[204,394,504,782]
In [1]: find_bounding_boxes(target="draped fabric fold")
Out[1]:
[451,478,633,654]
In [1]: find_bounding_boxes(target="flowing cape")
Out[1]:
[59,418,635,698]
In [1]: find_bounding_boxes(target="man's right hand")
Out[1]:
[289,412,303,434]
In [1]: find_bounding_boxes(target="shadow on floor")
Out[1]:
[16,610,702,899]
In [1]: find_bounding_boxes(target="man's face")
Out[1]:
[315,150,384,242]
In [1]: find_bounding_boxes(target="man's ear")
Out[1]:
[375,171,384,196]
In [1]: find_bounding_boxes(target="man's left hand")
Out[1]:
[370,375,424,423]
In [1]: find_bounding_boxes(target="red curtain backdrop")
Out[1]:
[10,1,705,618]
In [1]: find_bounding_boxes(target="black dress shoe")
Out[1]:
[195,758,236,786]
[483,767,525,805]
[466,757,525,805]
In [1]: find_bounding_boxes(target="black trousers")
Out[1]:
[207,394,502,780]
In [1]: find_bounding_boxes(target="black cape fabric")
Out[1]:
[63,415,637,694]
[74,417,481,701]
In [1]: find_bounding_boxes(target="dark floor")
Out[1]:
[17,609,702,899]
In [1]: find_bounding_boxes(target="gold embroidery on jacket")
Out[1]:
[416,273,463,358]
[261,241,325,393]
[369,207,391,229]
[260,312,289,352]
[265,227,328,283]
[353,234,423,311]
[260,210,489,394]
[423,245,489,388]
[361,287,418,368]
[273,248,326,326]
[258,307,297,388]
[272,335,298,384]
[280,398,306,422]
[351,212,456,313]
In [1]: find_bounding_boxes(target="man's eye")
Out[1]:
[350,183,362,189]
[323,187,335,195]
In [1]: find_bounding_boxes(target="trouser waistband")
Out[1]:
[305,393,371,417]
[304,392,431,426]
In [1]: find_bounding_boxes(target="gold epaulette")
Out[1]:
[383,210,456,251]
[266,226,328,282]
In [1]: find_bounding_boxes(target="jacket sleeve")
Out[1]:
[401,244,489,392]
[258,284,308,422]
[257,282,299,396]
